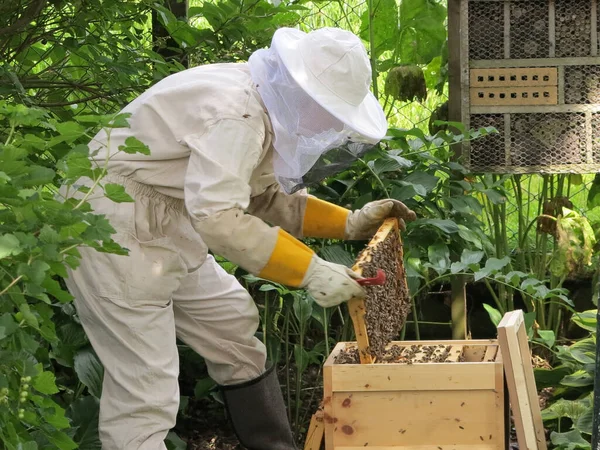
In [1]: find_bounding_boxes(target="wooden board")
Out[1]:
[346,218,405,364]
[470,67,558,87]
[470,86,558,106]
[498,310,547,450]
[304,410,324,450]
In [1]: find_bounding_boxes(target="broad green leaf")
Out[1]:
[0,233,22,259]
[74,348,104,398]
[0,313,19,339]
[68,396,101,450]
[460,249,484,265]
[293,292,313,323]
[293,344,310,374]
[483,189,506,204]
[33,370,59,395]
[166,432,188,450]
[103,183,134,203]
[474,256,510,281]
[482,303,502,326]
[587,173,600,209]
[450,261,468,274]
[118,136,150,155]
[320,244,354,268]
[415,218,459,234]
[194,377,216,399]
[39,225,60,244]
[397,0,447,65]
[45,430,78,450]
[537,330,555,348]
[427,242,450,275]
[550,430,590,449]
[572,310,597,333]
[359,0,399,58]
[561,370,594,388]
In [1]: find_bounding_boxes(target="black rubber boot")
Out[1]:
[221,364,297,450]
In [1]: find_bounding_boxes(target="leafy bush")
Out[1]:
[0,101,146,448]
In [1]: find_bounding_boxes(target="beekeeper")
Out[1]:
[64,27,416,449]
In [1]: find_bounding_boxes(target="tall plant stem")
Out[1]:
[367,0,378,98]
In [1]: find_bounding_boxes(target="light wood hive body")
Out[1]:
[323,340,508,450]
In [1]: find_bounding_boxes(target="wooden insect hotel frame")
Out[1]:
[451,0,600,174]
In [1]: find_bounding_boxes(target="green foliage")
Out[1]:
[0,101,145,448]
[537,311,598,448]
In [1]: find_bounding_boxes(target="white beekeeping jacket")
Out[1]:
[89,63,308,274]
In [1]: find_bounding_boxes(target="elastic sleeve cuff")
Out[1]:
[258,229,315,287]
[302,197,350,240]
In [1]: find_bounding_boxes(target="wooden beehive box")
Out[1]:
[451,0,600,175]
[322,339,507,450]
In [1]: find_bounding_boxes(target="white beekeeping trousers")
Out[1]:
[64,175,267,450]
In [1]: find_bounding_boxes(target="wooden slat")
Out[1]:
[484,345,498,362]
[471,104,600,114]
[470,87,558,106]
[304,411,324,450]
[445,345,464,362]
[337,446,498,450]
[498,310,547,450]
[330,362,497,392]
[470,68,558,87]
[331,390,501,447]
[592,0,598,57]
[470,56,600,68]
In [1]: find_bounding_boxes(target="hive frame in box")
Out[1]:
[453,0,600,174]
[346,217,407,364]
[322,340,507,450]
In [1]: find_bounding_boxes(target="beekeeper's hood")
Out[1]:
[248,27,388,194]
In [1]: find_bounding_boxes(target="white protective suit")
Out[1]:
[64,27,415,450]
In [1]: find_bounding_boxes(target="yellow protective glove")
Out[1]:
[345,199,416,240]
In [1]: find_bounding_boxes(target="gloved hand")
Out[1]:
[300,255,365,308]
[345,199,416,240]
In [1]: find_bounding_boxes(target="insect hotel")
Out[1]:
[453,0,600,174]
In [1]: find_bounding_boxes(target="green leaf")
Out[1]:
[483,189,506,204]
[293,292,313,323]
[571,310,597,333]
[166,432,187,450]
[397,0,447,65]
[461,249,484,265]
[537,330,556,348]
[415,218,459,234]
[587,173,600,209]
[45,430,78,450]
[561,370,594,388]
[74,348,104,398]
[118,136,150,155]
[0,313,19,339]
[33,370,59,395]
[359,0,399,58]
[194,377,216,399]
[103,183,134,203]
[483,303,502,326]
[0,233,22,259]
[68,396,101,450]
[39,225,60,244]
[427,242,450,275]
[550,430,590,449]
[320,244,354,268]
[474,256,510,281]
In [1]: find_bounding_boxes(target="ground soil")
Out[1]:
[358,230,411,359]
